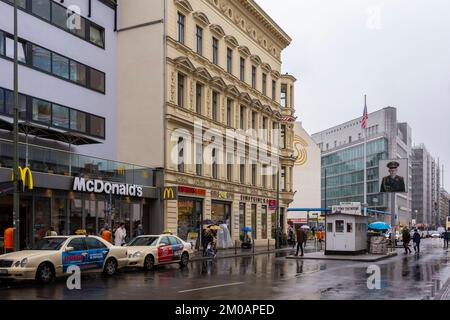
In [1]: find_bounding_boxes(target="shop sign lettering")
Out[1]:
[73,177,143,197]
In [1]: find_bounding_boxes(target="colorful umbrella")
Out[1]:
[368,221,391,230]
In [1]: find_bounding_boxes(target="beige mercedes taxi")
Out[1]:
[0,235,128,284]
[125,234,193,270]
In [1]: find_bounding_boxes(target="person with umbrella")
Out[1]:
[296,225,307,256]
[402,227,412,254]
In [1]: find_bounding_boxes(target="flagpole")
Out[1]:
[363,95,368,217]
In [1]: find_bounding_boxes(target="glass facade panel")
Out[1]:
[90,114,105,138]
[32,98,51,124]
[52,3,69,29]
[70,61,87,85]
[52,53,69,79]
[70,109,87,133]
[89,68,105,93]
[32,0,51,21]
[261,205,267,239]
[90,24,104,47]
[32,45,51,72]
[251,204,257,239]
[52,104,70,128]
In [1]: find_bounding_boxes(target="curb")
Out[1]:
[285,252,398,262]
[190,247,301,262]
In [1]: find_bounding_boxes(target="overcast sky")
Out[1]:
[257,0,450,188]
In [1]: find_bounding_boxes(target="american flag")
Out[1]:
[361,98,368,129]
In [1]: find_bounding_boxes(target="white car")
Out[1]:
[430,231,442,238]
[0,235,129,284]
[125,234,193,270]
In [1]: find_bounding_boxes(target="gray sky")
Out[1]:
[258,0,450,188]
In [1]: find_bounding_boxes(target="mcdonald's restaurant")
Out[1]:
[0,164,165,250]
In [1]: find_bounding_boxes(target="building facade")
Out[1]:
[117,0,296,246]
[439,188,449,228]
[289,122,321,227]
[0,0,162,249]
[411,144,440,227]
[312,107,413,227]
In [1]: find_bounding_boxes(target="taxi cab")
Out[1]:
[125,234,193,270]
[0,235,128,284]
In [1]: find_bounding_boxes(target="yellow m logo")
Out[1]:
[163,187,175,200]
[11,166,34,191]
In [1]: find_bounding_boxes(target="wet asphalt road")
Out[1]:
[1,238,450,300]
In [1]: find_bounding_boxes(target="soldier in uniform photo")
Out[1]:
[380,161,406,193]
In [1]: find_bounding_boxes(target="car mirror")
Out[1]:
[65,246,74,252]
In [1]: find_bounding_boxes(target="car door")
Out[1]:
[157,236,173,264]
[85,237,110,270]
[62,237,88,272]
[169,236,184,261]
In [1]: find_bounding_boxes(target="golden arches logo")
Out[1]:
[11,166,34,191]
[293,135,308,166]
[163,187,175,200]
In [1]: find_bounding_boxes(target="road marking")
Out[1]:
[178,282,245,293]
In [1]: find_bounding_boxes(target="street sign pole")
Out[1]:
[390,192,396,251]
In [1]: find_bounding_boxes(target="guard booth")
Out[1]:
[325,203,368,255]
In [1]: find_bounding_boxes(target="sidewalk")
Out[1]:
[190,242,320,261]
[286,251,397,262]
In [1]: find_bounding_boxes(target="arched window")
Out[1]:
[212,148,218,179]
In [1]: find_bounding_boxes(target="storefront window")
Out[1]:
[239,203,245,241]
[34,197,50,243]
[261,205,267,239]
[211,201,231,235]
[52,197,67,235]
[178,198,202,245]
[97,201,106,235]
[69,199,83,234]
[85,199,97,236]
[251,204,257,239]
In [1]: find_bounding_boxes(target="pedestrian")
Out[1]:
[413,229,421,254]
[114,222,127,246]
[202,228,213,257]
[134,224,144,238]
[99,223,109,236]
[45,226,57,237]
[296,226,307,257]
[402,227,412,254]
[443,229,450,249]
[101,225,112,243]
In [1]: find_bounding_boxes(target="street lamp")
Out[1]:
[13,0,20,251]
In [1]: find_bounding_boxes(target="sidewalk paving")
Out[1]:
[190,243,320,261]
[286,251,398,262]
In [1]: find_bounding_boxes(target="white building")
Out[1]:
[289,122,321,226]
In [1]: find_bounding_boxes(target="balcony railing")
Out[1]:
[0,139,155,187]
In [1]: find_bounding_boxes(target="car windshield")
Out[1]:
[31,237,68,250]
[127,236,159,247]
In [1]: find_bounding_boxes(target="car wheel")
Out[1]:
[180,252,189,268]
[36,262,55,284]
[103,258,118,276]
[143,255,155,271]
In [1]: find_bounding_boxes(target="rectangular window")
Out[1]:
[212,91,218,121]
[261,205,267,239]
[52,3,69,30]
[4,90,12,115]
[226,99,232,127]
[327,223,333,232]
[262,117,268,142]
[52,53,69,79]
[251,111,257,129]
[70,109,86,133]
[32,45,51,72]
[240,157,245,184]
[0,88,4,114]
[5,36,26,62]
[212,149,218,179]
[196,26,203,55]
[280,84,287,107]
[32,98,51,124]
[89,68,105,93]
[336,220,344,233]
[227,47,233,73]
[178,138,184,173]
[281,166,286,191]
[89,24,104,48]
[0,32,4,56]
[262,73,267,96]
[347,223,353,233]
[177,73,185,108]
[212,37,219,65]
[252,66,257,89]
[240,57,245,81]
[252,162,257,186]
[349,136,352,143]
[52,104,69,128]
[272,122,278,145]
[195,83,202,114]
[227,153,233,182]
[239,203,246,241]
[196,143,202,176]
[177,13,185,44]
[3,90,25,117]
[281,124,286,148]
[32,0,51,21]
[272,166,276,190]
[251,204,257,239]
[240,106,245,129]
[89,115,105,138]
[262,164,268,188]
[272,80,276,100]
[70,61,87,85]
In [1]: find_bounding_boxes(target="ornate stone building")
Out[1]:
[117,0,296,246]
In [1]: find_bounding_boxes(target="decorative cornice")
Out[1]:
[174,0,193,14]
[210,24,226,38]
[193,11,211,27]
[224,35,239,48]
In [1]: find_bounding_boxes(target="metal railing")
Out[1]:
[0,138,155,186]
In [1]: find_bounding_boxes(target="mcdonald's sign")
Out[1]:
[162,187,177,200]
[11,166,33,192]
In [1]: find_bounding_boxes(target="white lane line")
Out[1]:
[178,282,245,293]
